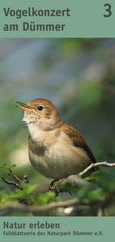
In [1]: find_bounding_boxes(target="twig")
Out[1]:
[8,168,21,182]
[2,168,29,190]
[2,177,23,190]
[23,174,29,183]
[79,161,115,177]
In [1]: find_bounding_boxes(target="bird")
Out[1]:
[17,98,96,182]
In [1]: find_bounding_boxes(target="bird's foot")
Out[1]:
[48,178,66,196]
[48,179,58,195]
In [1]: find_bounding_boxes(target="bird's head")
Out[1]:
[16,98,60,131]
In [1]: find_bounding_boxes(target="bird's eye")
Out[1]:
[37,105,44,111]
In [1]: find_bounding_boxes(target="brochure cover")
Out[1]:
[0,1,115,242]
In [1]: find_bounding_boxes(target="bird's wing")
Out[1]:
[60,121,96,163]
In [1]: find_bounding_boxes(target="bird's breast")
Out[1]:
[28,131,91,179]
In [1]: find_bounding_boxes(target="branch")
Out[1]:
[0,198,80,216]
[79,161,115,177]
[0,193,115,216]
[50,175,95,194]
[49,161,115,194]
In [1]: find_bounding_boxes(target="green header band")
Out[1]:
[0,0,115,37]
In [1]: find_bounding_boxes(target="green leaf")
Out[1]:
[35,192,60,205]
[21,182,38,194]
[0,193,11,203]
[87,189,104,201]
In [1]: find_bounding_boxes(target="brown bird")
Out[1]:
[17,98,96,181]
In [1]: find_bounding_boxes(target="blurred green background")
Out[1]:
[0,38,115,196]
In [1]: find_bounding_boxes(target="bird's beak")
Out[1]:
[16,102,31,111]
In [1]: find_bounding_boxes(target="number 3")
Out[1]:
[104,4,112,17]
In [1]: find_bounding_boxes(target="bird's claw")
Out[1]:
[48,178,65,196]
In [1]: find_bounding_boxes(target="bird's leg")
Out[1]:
[48,179,58,192]
[48,178,66,196]
[48,179,60,197]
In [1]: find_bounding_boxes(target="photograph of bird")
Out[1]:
[17,98,96,183]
